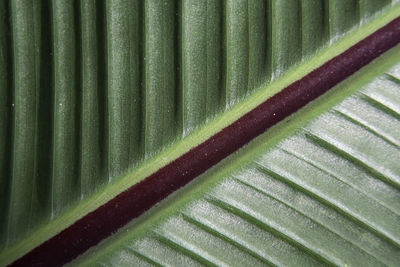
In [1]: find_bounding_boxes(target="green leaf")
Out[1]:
[0,0,399,265]
[72,47,400,267]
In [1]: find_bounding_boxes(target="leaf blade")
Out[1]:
[74,54,400,267]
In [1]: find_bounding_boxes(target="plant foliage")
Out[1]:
[0,0,399,265]
[74,55,400,267]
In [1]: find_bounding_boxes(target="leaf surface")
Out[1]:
[73,50,400,267]
[0,0,399,265]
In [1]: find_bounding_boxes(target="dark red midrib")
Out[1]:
[10,16,400,267]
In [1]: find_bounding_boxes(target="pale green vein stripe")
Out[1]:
[386,73,400,83]
[29,0,42,233]
[157,216,265,267]
[225,0,249,106]
[305,110,400,207]
[205,0,223,118]
[214,178,386,266]
[327,0,358,42]
[181,1,222,131]
[248,0,267,90]
[306,129,400,190]
[186,199,323,267]
[132,237,205,267]
[143,0,176,154]
[234,168,400,266]
[126,247,162,267]
[181,0,207,131]
[8,0,40,245]
[257,155,400,249]
[334,109,400,149]
[80,0,103,195]
[155,234,219,267]
[359,0,391,21]
[231,176,385,265]
[279,133,400,216]
[184,201,280,266]
[0,0,11,249]
[300,0,327,57]
[362,85,400,118]
[208,196,338,266]
[360,92,400,120]
[181,214,274,266]
[334,95,400,148]
[270,0,301,78]
[281,146,400,216]
[106,0,141,178]
[51,0,79,216]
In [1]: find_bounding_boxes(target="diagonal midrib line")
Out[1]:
[9,15,400,267]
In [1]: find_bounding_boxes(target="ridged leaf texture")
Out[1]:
[73,61,400,267]
[0,0,398,262]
